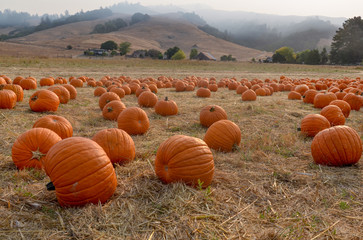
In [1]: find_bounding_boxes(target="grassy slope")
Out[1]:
[0,58,362,239]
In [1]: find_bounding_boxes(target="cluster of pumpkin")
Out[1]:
[289,77,363,166]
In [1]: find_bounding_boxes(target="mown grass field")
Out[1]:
[0,57,362,239]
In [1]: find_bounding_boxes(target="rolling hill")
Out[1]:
[0,14,271,61]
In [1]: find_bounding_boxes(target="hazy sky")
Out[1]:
[0,0,361,18]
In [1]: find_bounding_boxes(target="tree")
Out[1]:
[130,13,150,25]
[220,54,236,61]
[171,50,186,60]
[147,49,162,59]
[305,49,320,65]
[66,45,72,50]
[296,50,310,64]
[330,16,363,64]
[274,46,296,63]
[165,46,180,59]
[100,40,118,50]
[119,42,131,56]
[272,52,286,63]
[189,49,198,59]
[320,48,328,64]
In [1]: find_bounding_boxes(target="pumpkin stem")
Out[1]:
[210,106,215,112]
[31,95,38,101]
[164,96,169,101]
[46,182,55,191]
[32,149,45,161]
[107,107,113,112]
[297,127,301,131]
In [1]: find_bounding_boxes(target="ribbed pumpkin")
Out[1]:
[110,87,125,99]
[154,97,178,116]
[196,88,211,98]
[199,105,228,127]
[155,135,214,188]
[29,89,60,112]
[19,78,37,90]
[302,89,318,104]
[48,85,70,104]
[135,86,150,97]
[241,89,257,101]
[288,91,302,100]
[329,100,351,118]
[138,91,158,108]
[311,126,362,166]
[12,128,62,170]
[102,100,126,121]
[70,79,83,88]
[62,84,77,99]
[117,107,149,135]
[320,105,346,126]
[33,115,73,139]
[300,114,330,137]
[94,87,107,97]
[2,84,24,102]
[40,77,54,86]
[236,85,249,94]
[343,93,362,111]
[313,92,337,108]
[92,128,135,165]
[99,92,120,110]
[44,137,117,206]
[0,88,17,109]
[204,120,241,152]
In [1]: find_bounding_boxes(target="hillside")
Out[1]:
[0,15,270,61]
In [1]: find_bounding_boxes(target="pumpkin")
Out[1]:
[121,85,131,95]
[44,137,117,206]
[12,128,62,169]
[33,115,73,139]
[12,76,24,85]
[94,87,107,97]
[313,92,337,108]
[1,84,24,102]
[110,87,125,99]
[148,84,158,93]
[335,90,347,100]
[117,107,149,135]
[99,92,120,110]
[311,126,362,166]
[228,81,239,90]
[320,105,346,126]
[19,78,37,90]
[203,120,241,152]
[236,85,249,94]
[154,97,178,116]
[0,88,17,109]
[302,89,318,104]
[138,91,158,108]
[208,84,218,92]
[70,79,84,88]
[343,93,362,111]
[329,100,351,118]
[29,89,60,112]
[154,135,214,188]
[102,100,126,121]
[135,86,151,97]
[294,84,309,95]
[92,128,135,165]
[62,84,77,99]
[196,88,211,98]
[288,91,302,100]
[299,114,330,137]
[255,88,267,96]
[40,77,54,86]
[175,81,186,92]
[199,105,228,127]
[48,85,70,104]
[241,89,257,101]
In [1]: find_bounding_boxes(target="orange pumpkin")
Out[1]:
[117,107,150,135]
[29,89,60,112]
[154,97,178,116]
[102,100,126,121]
[0,88,17,109]
[138,91,158,108]
[204,120,241,152]
[300,114,330,137]
[320,105,346,126]
[199,105,228,128]
[33,115,73,139]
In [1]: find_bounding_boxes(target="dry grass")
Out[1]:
[0,58,362,240]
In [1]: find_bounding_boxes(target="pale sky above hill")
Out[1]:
[0,0,361,18]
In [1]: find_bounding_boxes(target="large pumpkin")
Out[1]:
[203,120,241,152]
[311,126,362,166]
[48,85,70,104]
[329,100,351,118]
[300,114,330,137]
[2,84,24,102]
[154,97,178,116]
[44,137,117,206]
[155,135,214,188]
[313,92,337,108]
[99,92,120,110]
[343,93,362,111]
[199,105,228,128]
[29,89,60,112]
[0,88,17,109]
[33,115,73,139]
[138,91,158,108]
[320,105,345,126]
[92,128,135,165]
[102,100,126,121]
[12,128,62,169]
[117,107,149,135]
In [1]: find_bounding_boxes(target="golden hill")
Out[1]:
[0,15,271,61]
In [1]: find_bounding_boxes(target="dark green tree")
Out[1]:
[147,49,162,59]
[272,52,286,63]
[100,40,118,50]
[119,42,131,56]
[274,46,296,63]
[165,46,180,59]
[305,49,320,65]
[189,49,198,59]
[130,13,150,25]
[330,16,363,64]
[296,50,310,64]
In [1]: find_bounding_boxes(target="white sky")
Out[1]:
[0,0,361,18]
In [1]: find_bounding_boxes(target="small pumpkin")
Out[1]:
[0,88,17,109]
[154,97,178,116]
[329,100,351,118]
[155,135,214,188]
[320,105,346,126]
[313,92,337,108]
[99,92,120,110]
[29,89,60,112]
[311,126,362,166]
[19,78,37,90]
[302,89,318,104]
[12,128,62,169]
[299,114,330,137]
[44,137,117,206]
[288,91,302,100]
[94,87,107,97]
[241,89,257,101]
[2,84,24,102]
[343,93,362,111]
[48,85,70,104]
[196,87,211,98]
[102,100,126,121]
[117,107,150,135]
[33,115,73,139]
[203,120,241,152]
[62,84,77,99]
[138,91,158,108]
[92,128,135,165]
[199,105,228,128]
